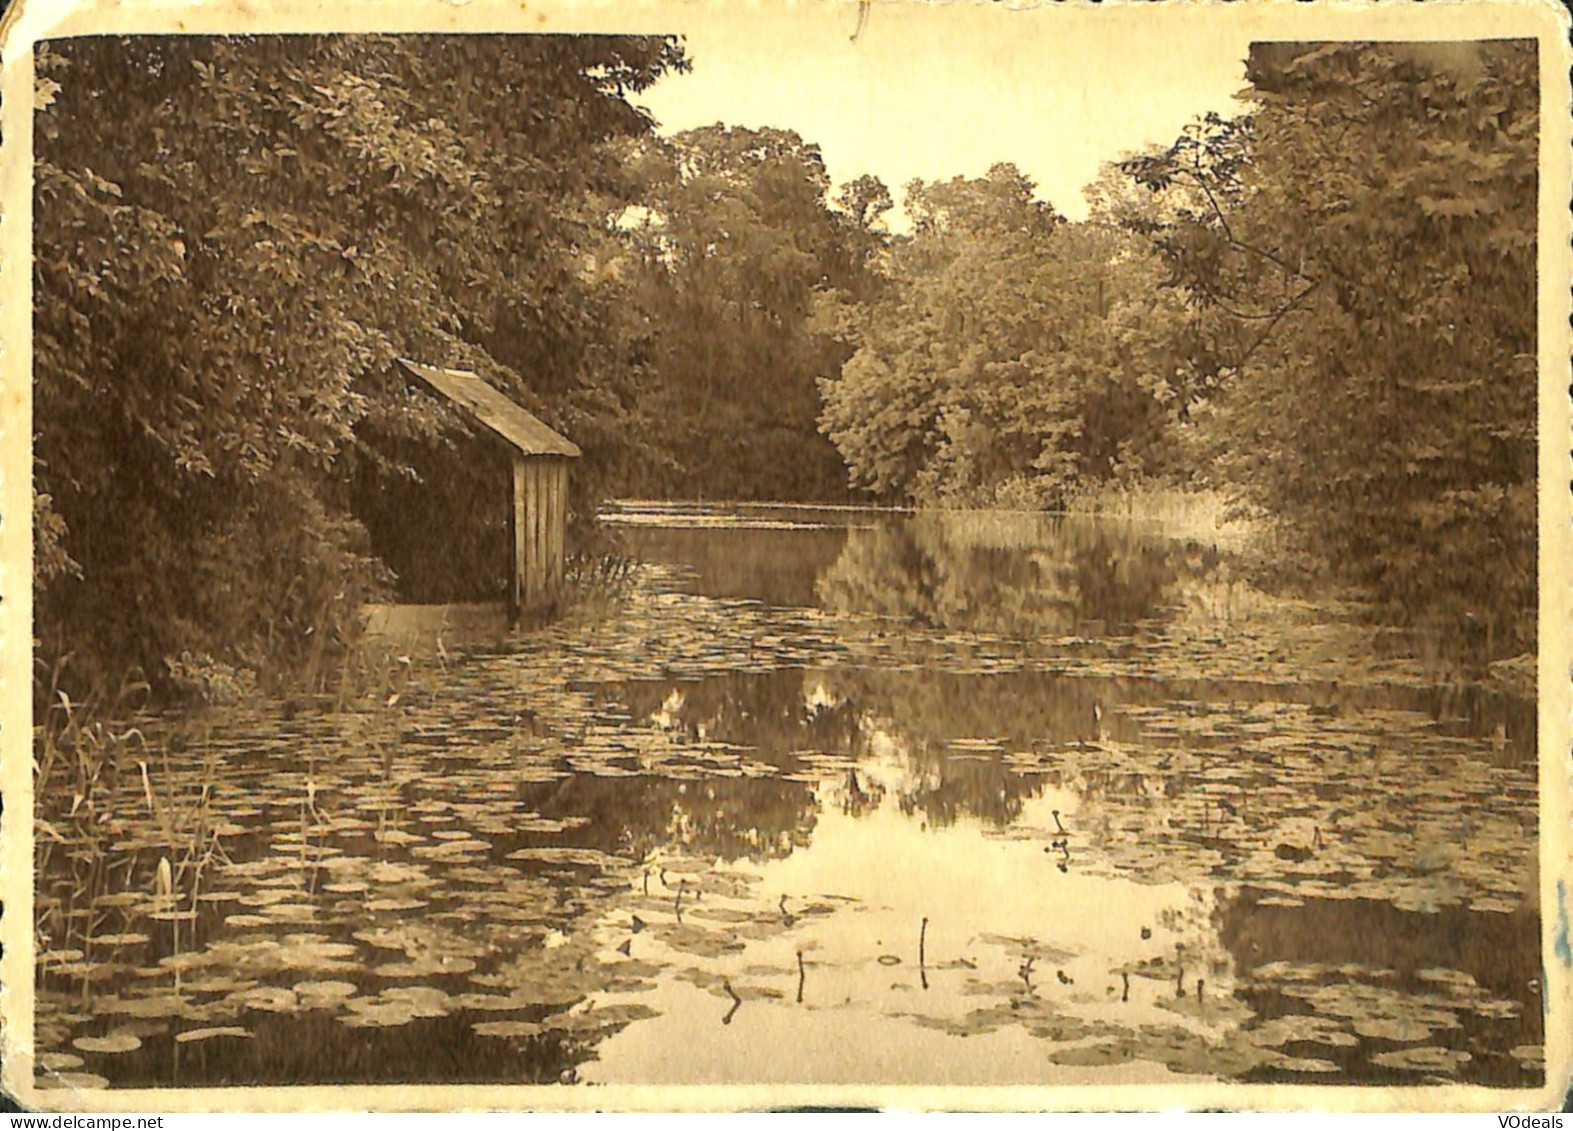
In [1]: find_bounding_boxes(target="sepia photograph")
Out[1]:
[2,0,1569,1112]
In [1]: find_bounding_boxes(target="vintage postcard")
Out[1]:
[1,0,1569,1113]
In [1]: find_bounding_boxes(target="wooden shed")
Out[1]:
[397,358,581,627]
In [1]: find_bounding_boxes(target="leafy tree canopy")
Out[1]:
[1122,41,1537,650]
[607,124,886,501]
[34,33,686,694]
[819,163,1191,506]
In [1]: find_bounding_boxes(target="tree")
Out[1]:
[1124,42,1538,653]
[608,125,885,501]
[33,34,686,695]
[819,163,1191,506]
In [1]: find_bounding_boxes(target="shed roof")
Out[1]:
[397,358,581,459]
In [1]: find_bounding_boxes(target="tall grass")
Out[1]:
[1061,483,1264,553]
[34,654,231,991]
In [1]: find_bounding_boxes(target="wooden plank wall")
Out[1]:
[510,457,527,625]
[531,459,545,603]
[527,459,539,604]
[551,460,568,591]
[511,455,570,623]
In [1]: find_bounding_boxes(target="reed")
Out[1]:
[35,653,232,991]
[561,550,639,623]
[1061,483,1263,553]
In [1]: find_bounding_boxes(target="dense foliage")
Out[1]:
[1121,42,1538,649]
[33,35,1538,698]
[817,43,1537,652]
[610,125,886,501]
[819,164,1193,506]
[34,34,686,694]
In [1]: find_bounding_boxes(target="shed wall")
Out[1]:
[508,455,572,624]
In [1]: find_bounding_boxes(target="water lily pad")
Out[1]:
[273,938,357,969]
[1248,1013,1359,1049]
[1350,1016,1440,1043]
[1471,897,1521,914]
[38,950,86,967]
[453,990,549,1012]
[367,862,430,885]
[180,976,255,995]
[1416,967,1477,988]
[473,1019,546,1038]
[1275,1056,1342,1074]
[1370,1046,1471,1073]
[72,1031,141,1054]
[1049,1042,1133,1067]
[339,1000,419,1029]
[293,980,358,1008]
[263,903,320,922]
[159,953,213,973]
[516,815,591,834]
[176,1027,253,1043]
[380,986,451,1018]
[147,909,199,923]
[238,890,295,907]
[224,914,274,928]
[230,986,299,1012]
[541,1002,659,1032]
[373,829,425,846]
[506,847,630,868]
[36,1051,85,1071]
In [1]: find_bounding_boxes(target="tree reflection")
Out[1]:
[611,671,869,768]
[517,772,819,866]
[527,671,861,863]
[821,668,1167,827]
[619,525,851,606]
[1219,887,1542,1008]
[1218,886,1543,1086]
[815,513,1180,636]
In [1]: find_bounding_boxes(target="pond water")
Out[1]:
[34,504,1542,1093]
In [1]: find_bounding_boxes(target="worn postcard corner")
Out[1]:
[1,0,1570,1114]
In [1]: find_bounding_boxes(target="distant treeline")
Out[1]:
[33,37,1536,698]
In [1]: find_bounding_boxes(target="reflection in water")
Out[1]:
[580,771,1222,1087]
[35,505,1540,1091]
[815,513,1182,638]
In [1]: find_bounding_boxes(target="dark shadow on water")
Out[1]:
[99,1011,590,1088]
[1223,888,1543,1088]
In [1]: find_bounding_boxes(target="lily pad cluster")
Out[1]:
[35,513,1539,1090]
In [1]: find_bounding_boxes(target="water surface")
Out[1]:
[35,505,1541,1091]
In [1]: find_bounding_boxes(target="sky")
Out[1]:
[635,4,1256,224]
